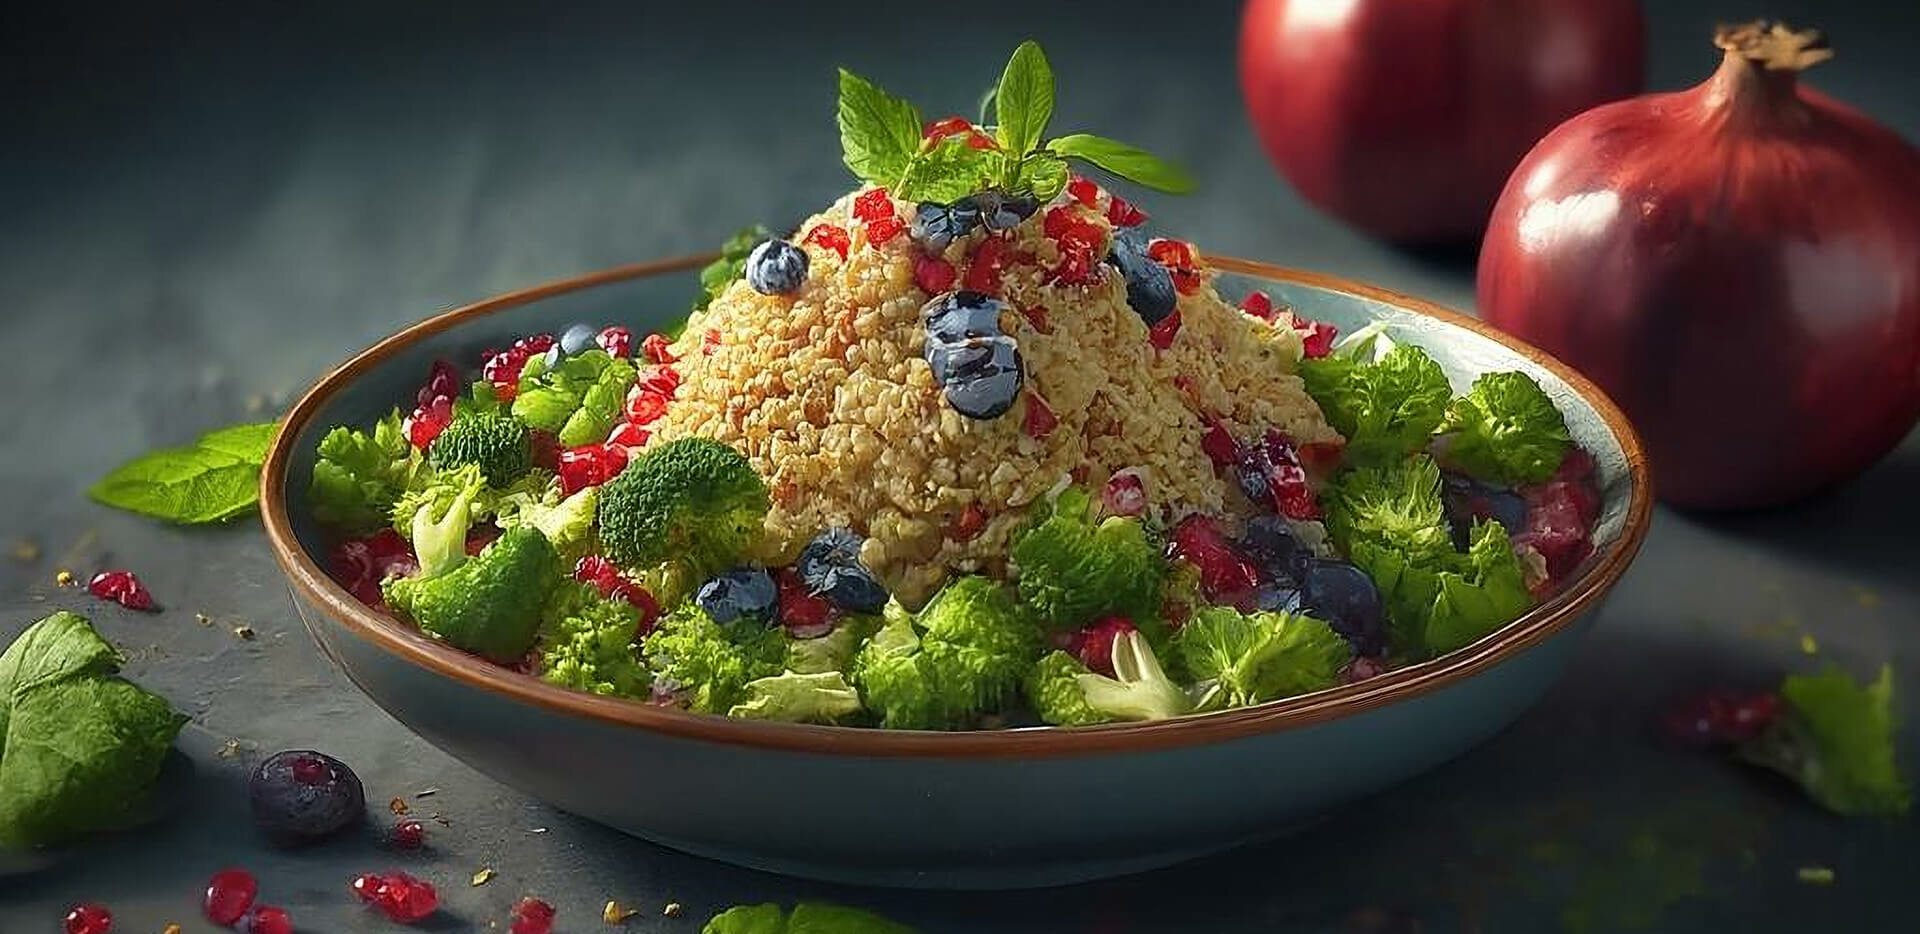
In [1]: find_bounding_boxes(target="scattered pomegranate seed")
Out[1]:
[243,905,293,934]
[963,236,1018,293]
[481,348,533,402]
[87,570,155,611]
[390,818,426,850]
[1023,392,1058,439]
[921,116,996,149]
[1168,515,1259,608]
[1240,291,1276,321]
[1102,471,1148,518]
[1294,318,1338,358]
[701,329,721,356]
[1070,617,1139,677]
[330,530,418,607]
[204,870,259,926]
[853,188,894,223]
[870,215,906,246]
[949,503,988,541]
[776,568,834,637]
[357,872,438,924]
[1106,195,1148,227]
[1022,304,1052,333]
[556,444,629,495]
[1146,238,1203,294]
[640,333,678,364]
[1239,431,1320,520]
[596,326,633,358]
[64,903,112,934]
[605,421,651,450]
[1199,416,1239,472]
[802,224,851,260]
[572,556,663,630]
[637,364,681,397]
[351,873,384,902]
[912,253,958,294]
[623,386,671,425]
[289,754,329,785]
[1066,176,1100,208]
[516,334,556,353]
[1148,310,1183,350]
[1663,691,1779,745]
[509,897,556,934]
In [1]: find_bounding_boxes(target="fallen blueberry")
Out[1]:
[696,566,779,624]
[796,528,890,614]
[249,750,366,846]
[745,239,808,295]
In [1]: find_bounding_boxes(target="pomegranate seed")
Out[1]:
[597,326,633,358]
[574,555,617,585]
[514,334,557,354]
[1106,195,1147,227]
[912,253,957,294]
[1042,205,1105,285]
[351,873,385,902]
[1237,431,1321,520]
[1070,617,1138,677]
[64,904,112,934]
[1148,310,1183,350]
[390,818,425,849]
[1294,318,1338,358]
[1199,416,1239,471]
[1240,291,1275,321]
[1022,304,1052,333]
[949,503,987,541]
[640,333,678,364]
[1102,471,1148,518]
[963,237,1018,293]
[1023,392,1058,439]
[1066,176,1100,208]
[702,329,721,355]
[1344,656,1385,683]
[403,396,454,448]
[204,870,259,926]
[853,188,894,224]
[776,568,834,636]
[1730,693,1781,738]
[557,444,629,494]
[243,905,294,934]
[606,421,651,450]
[363,871,438,924]
[1664,692,1739,745]
[1146,238,1203,294]
[417,359,461,408]
[922,116,996,149]
[870,215,906,245]
[1169,515,1259,607]
[87,569,156,611]
[637,364,681,397]
[802,224,851,260]
[623,386,671,425]
[509,897,556,934]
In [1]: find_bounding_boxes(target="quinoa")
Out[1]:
[651,188,1339,606]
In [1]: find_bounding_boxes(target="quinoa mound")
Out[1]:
[651,188,1340,606]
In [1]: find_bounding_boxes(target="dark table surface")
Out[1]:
[2,2,1914,931]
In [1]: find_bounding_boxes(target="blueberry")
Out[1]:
[1300,559,1386,657]
[911,201,983,251]
[558,322,599,356]
[1252,581,1305,613]
[541,344,565,372]
[696,566,779,624]
[796,528,890,614]
[922,290,1007,345]
[964,190,1038,231]
[745,239,808,295]
[1107,228,1176,324]
[1441,470,1527,548]
[1240,516,1310,584]
[932,336,1024,419]
[249,750,366,846]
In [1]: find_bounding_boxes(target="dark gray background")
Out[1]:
[2,2,1914,931]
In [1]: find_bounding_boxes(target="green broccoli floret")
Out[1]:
[496,480,599,564]
[1738,664,1910,818]
[384,527,560,663]
[1010,487,1165,631]
[785,616,879,675]
[728,671,864,724]
[642,605,788,714]
[389,465,489,578]
[309,408,424,534]
[1440,371,1573,486]
[1175,607,1349,711]
[427,411,532,486]
[1321,454,1456,567]
[1300,327,1452,466]
[1025,651,1110,726]
[596,437,770,577]
[850,578,1042,730]
[1026,630,1189,724]
[510,349,638,444]
[1350,518,1532,659]
[537,581,649,697]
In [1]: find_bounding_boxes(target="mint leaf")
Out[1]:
[702,903,787,934]
[1046,133,1195,194]
[788,903,920,934]
[1020,151,1070,201]
[895,140,1000,203]
[837,69,923,188]
[0,610,121,747]
[90,421,281,524]
[993,40,1054,158]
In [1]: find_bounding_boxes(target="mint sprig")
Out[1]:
[89,421,279,524]
[837,41,1193,203]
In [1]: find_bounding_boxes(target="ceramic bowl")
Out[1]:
[260,256,1650,889]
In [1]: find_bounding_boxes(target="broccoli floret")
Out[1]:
[1175,607,1349,711]
[1321,454,1456,567]
[309,409,424,534]
[389,464,489,578]
[596,437,770,577]
[384,527,560,663]
[1349,518,1532,659]
[1300,328,1452,466]
[1026,630,1189,724]
[1025,651,1109,726]
[427,411,532,486]
[1010,487,1165,631]
[850,578,1041,730]
[537,581,649,697]
[1440,371,1573,486]
[497,481,599,564]
[642,605,788,714]
[510,349,637,443]
[727,671,864,724]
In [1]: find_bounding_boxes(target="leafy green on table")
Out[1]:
[0,611,186,848]
[90,421,279,524]
[837,41,1193,203]
[1738,664,1911,817]
[703,902,919,934]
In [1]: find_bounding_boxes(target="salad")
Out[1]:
[308,42,1601,730]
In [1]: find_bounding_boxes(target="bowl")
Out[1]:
[259,255,1651,889]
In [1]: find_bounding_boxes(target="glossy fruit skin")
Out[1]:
[696,566,779,625]
[1479,44,1920,508]
[1240,0,1645,243]
[249,750,366,845]
[745,240,808,295]
[795,528,889,614]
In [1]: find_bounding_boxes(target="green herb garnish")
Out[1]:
[1739,664,1911,817]
[837,41,1193,203]
[89,421,279,524]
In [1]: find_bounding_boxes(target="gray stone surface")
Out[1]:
[1,1,1912,930]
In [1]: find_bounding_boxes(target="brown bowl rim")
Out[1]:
[258,254,1652,759]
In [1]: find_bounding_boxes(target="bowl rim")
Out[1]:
[259,254,1651,759]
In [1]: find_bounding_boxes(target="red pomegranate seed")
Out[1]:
[1147,238,1202,294]
[1148,310,1183,350]
[1169,515,1259,607]
[573,555,616,585]
[1344,656,1385,683]
[702,329,722,356]
[417,359,461,408]
[1199,416,1239,471]
[64,904,112,934]
[351,873,385,902]
[1729,693,1780,738]
[923,116,996,149]
[1240,291,1276,321]
[637,364,681,397]
[557,444,628,494]
[243,905,293,934]
[912,253,957,294]
[1070,617,1139,677]
[869,215,906,245]
[514,334,556,354]
[853,187,894,223]
[204,870,259,926]
[623,386,670,425]
[963,237,1018,293]
[365,872,438,924]
[1066,176,1100,208]
[403,396,454,448]
[509,897,556,934]
[1023,392,1058,439]
[390,818,425,850]
[949,503,988,541]
[597,326,633,358]
[1294,318,1338,358]
[1022,304,1052,333]
[640,333,678,365]
[606,421,651,450]
[87,570,156,611]
[776,568,834,635]
[802,224,851,260]
[1106,195,1147,227]
[1102,471,1147,518]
